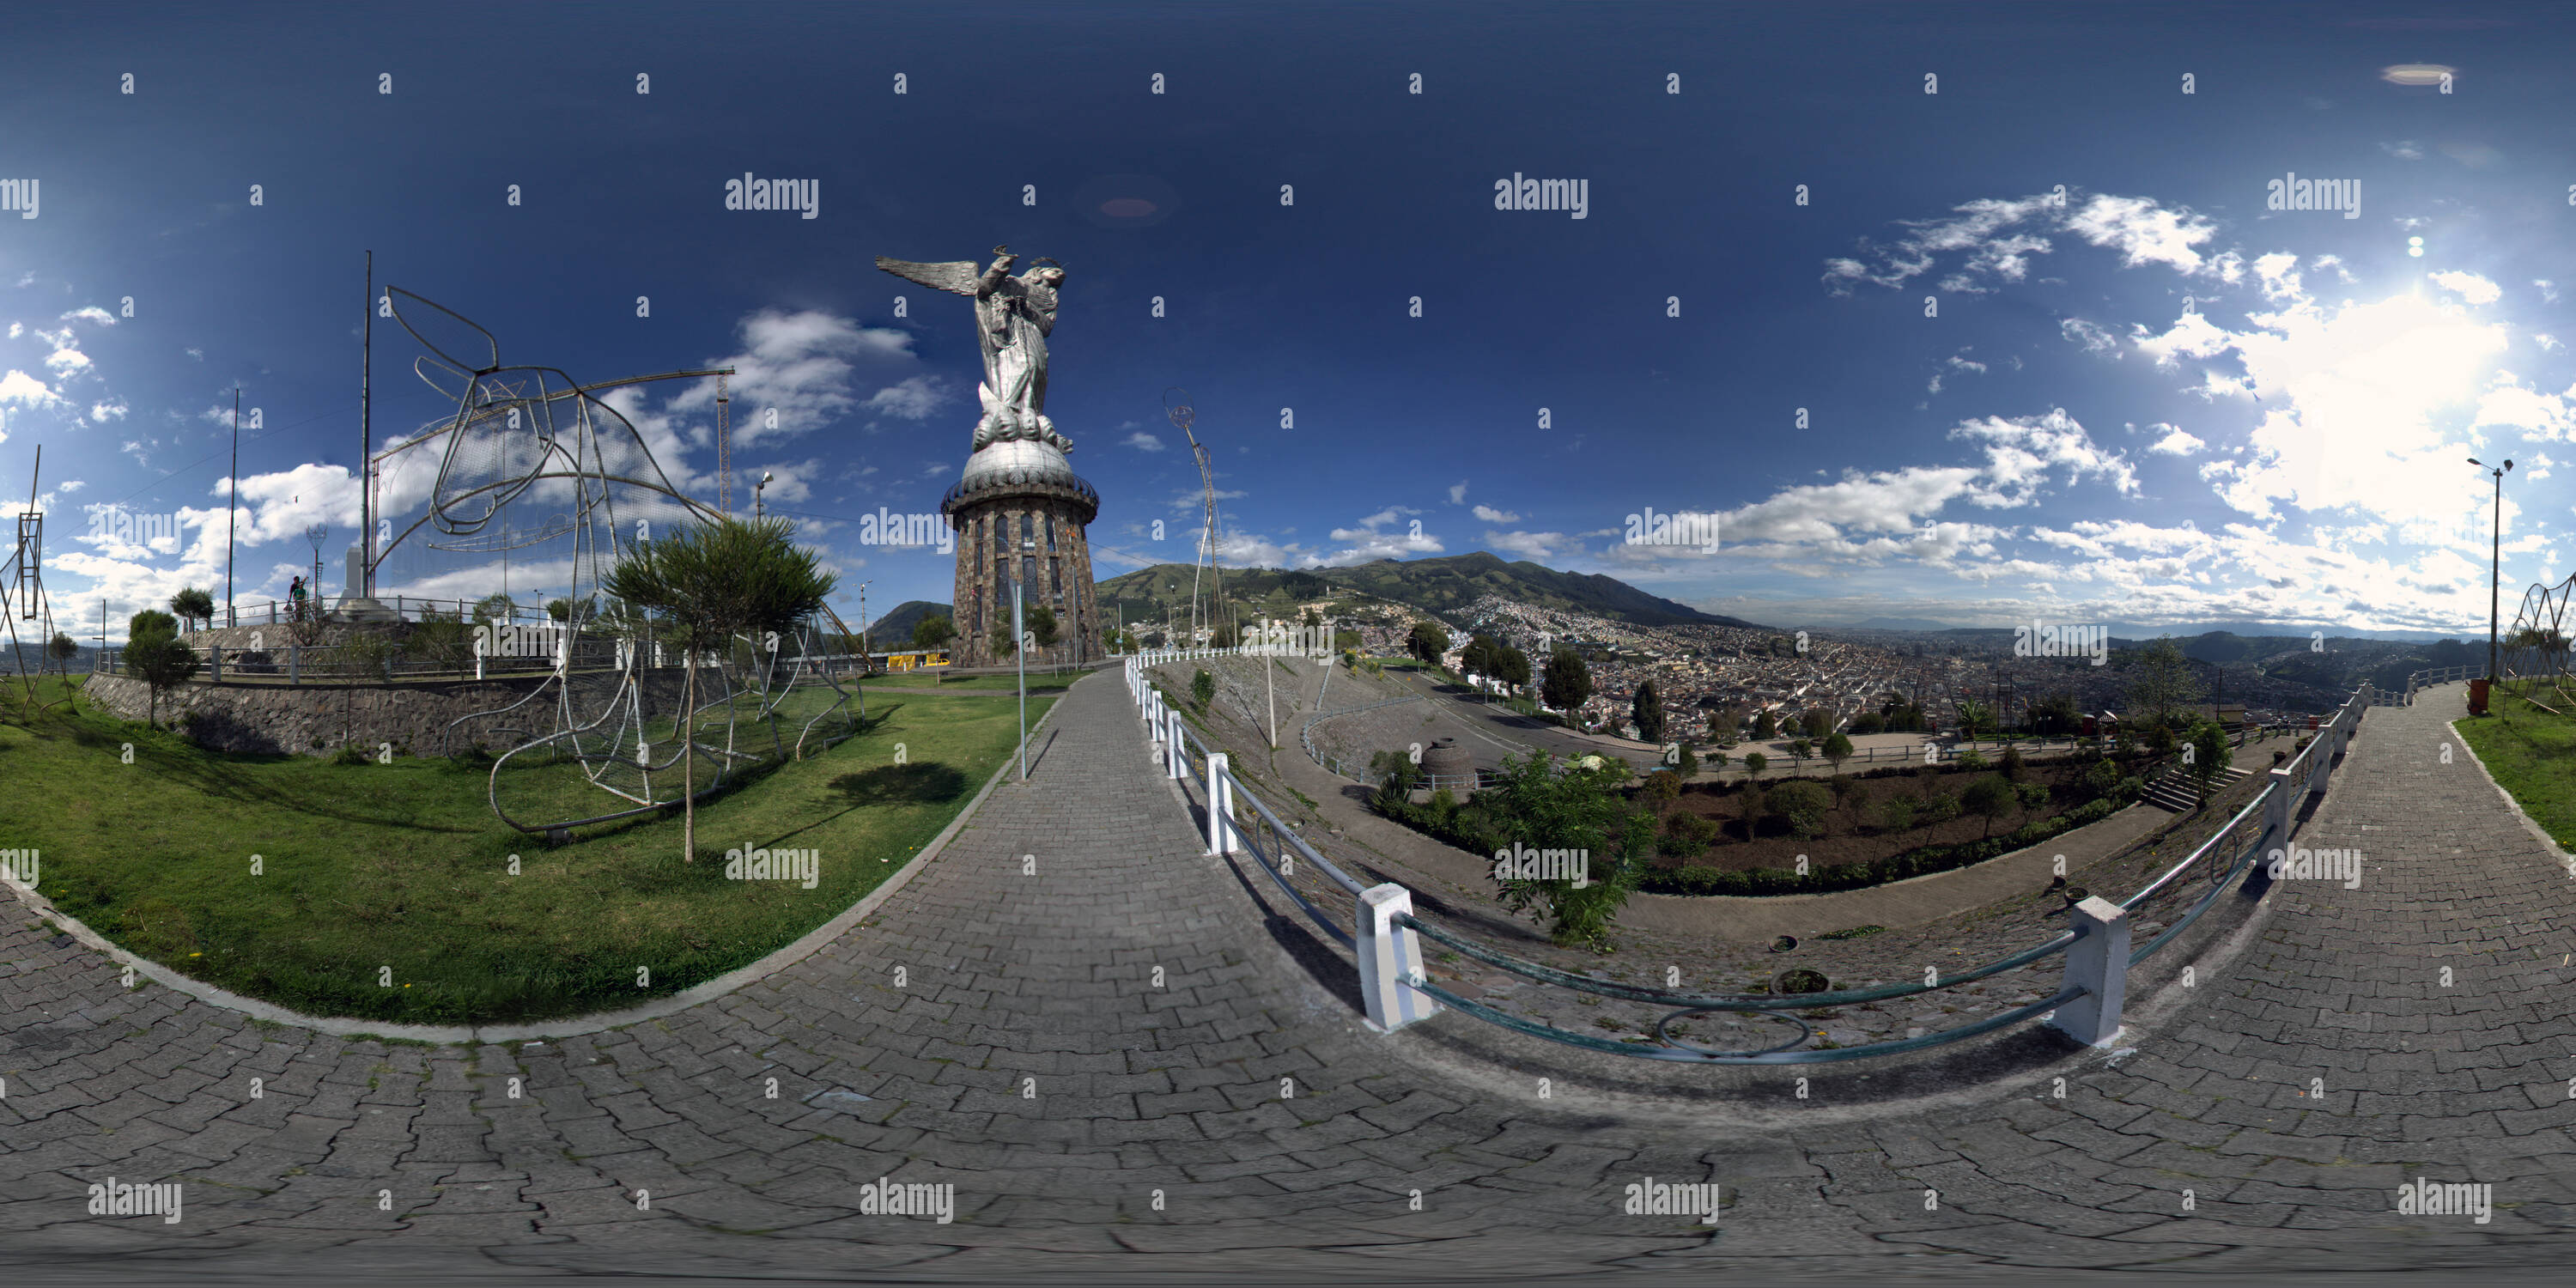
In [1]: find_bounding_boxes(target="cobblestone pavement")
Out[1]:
[3,676,2571,1280]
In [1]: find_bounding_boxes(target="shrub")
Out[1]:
[1962,774,2014,835]
[1657,811,1720,858]
[331,743,369,766]
[1742,751,1768,778]
[1958,748,1990,771]
[2082,756,2121,800]
[2014,781,2050,811]
[1770,780,1833,840]
[1191,668,1215,710]
[1999,745,2025,779]
[1878,795,1917,832]
[1637,796,2123,897]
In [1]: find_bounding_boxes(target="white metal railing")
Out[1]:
[1128,653,2382,1062]
[1129,655,1437,1030]
[2404,665,2476,705]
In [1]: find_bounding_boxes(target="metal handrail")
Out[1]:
[1397,910,2075,1011]
[1125,653,2377,1068]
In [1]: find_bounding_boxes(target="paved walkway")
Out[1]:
[2,677,2571,1278]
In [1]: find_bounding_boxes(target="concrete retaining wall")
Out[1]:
[85,669,695,757]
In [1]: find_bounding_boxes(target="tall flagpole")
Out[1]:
[361,250,373,598]
[226,387,240,626]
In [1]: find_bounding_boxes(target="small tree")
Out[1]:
[170,586,216,633]
[2014,781,2050,813]
[2186,719,2231,805]
[1541,647,1593,711]
[1962,775,2014,837]
[1632,679,1665,746]
[990,623,1019,658]
[604,517,835,865]
[912,614,956,650]
[1742,750,1767,779]
[1999,744,2025,780]
[1191,668,1215,711]
[1026,605,1059,650]
[1771,779,1832,841]
[1822,732,1853,772]
[124,610,199,727]
[1801,708,1832,741]
[1673,744,1699,778]
[1787,737,1813,761]
[47,630,79,665]
[1406,620,1449,665]
[2125,636,2204,728]
[1752,709,1777,740]
[1493,642,1532,696]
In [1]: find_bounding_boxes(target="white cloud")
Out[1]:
[2379,141,2425,161]
[1122,431,1164,452]
[2061,318,2117,354]
[90,398,126,421]
[666,310,926,447]
[58,306,114,326]
[2430,270,2503,306]
[44,348,89,374]
[2147,425,2206,455]
[1826,191,2230,299]
[1448,480,1468,505]
[1485,530,1563,560]
[860,375,944,421]
[1,369,62,408]
[1471,504,1519,523]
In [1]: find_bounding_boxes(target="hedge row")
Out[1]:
[1634,795,2126,897]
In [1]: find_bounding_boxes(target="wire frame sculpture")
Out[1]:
[374,288,860,836]
[2500,571,2576,712]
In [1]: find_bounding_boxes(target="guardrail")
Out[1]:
[2404,665,2476,705]
[96,635,837,687]
[1130,653,2377,1061]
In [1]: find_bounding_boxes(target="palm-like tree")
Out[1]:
[605,517,835,862]
[170,586,216,634]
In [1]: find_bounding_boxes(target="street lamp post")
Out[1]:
[2470,457,2513,682]
[754,471,773,519]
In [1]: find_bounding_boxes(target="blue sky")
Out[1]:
[7,2,2576,641]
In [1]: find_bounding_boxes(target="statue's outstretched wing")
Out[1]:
[874,257,982,296]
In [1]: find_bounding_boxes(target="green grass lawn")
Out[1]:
[2453,680,2576,854]
[0,675,1053,1024]
[862,669,1078,691]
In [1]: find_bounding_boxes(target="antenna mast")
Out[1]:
[1167,388,1222,644]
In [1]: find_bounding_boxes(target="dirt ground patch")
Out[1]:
[1649,756,2141,875]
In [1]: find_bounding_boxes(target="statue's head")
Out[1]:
[1030,258,1066,288]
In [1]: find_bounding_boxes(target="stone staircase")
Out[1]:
[2140,762,2251,812]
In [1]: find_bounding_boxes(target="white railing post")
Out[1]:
[2257,768,2294,872]
[2306,719,2332,798]
[1167,708,1184,780]
[1206,751,1235,854]
[2049,896,2130,1047]
[1358,883,1441,1032]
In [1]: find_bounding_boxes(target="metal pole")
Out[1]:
[1014,579,1027,781]
[225,388,240,626]
[361,250,373,598]
[2490,467,2503,681]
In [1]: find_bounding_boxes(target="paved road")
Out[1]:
[2,677,2570,1279]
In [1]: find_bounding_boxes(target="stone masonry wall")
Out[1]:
[84,670,693,758]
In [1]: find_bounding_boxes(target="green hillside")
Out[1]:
[1096,550,1760,631]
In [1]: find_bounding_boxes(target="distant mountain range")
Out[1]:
[856,599,950,649]
[1097,551,1764,630]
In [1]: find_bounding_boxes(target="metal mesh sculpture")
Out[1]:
[2500,571,2576,711]
[373,288,860,836]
